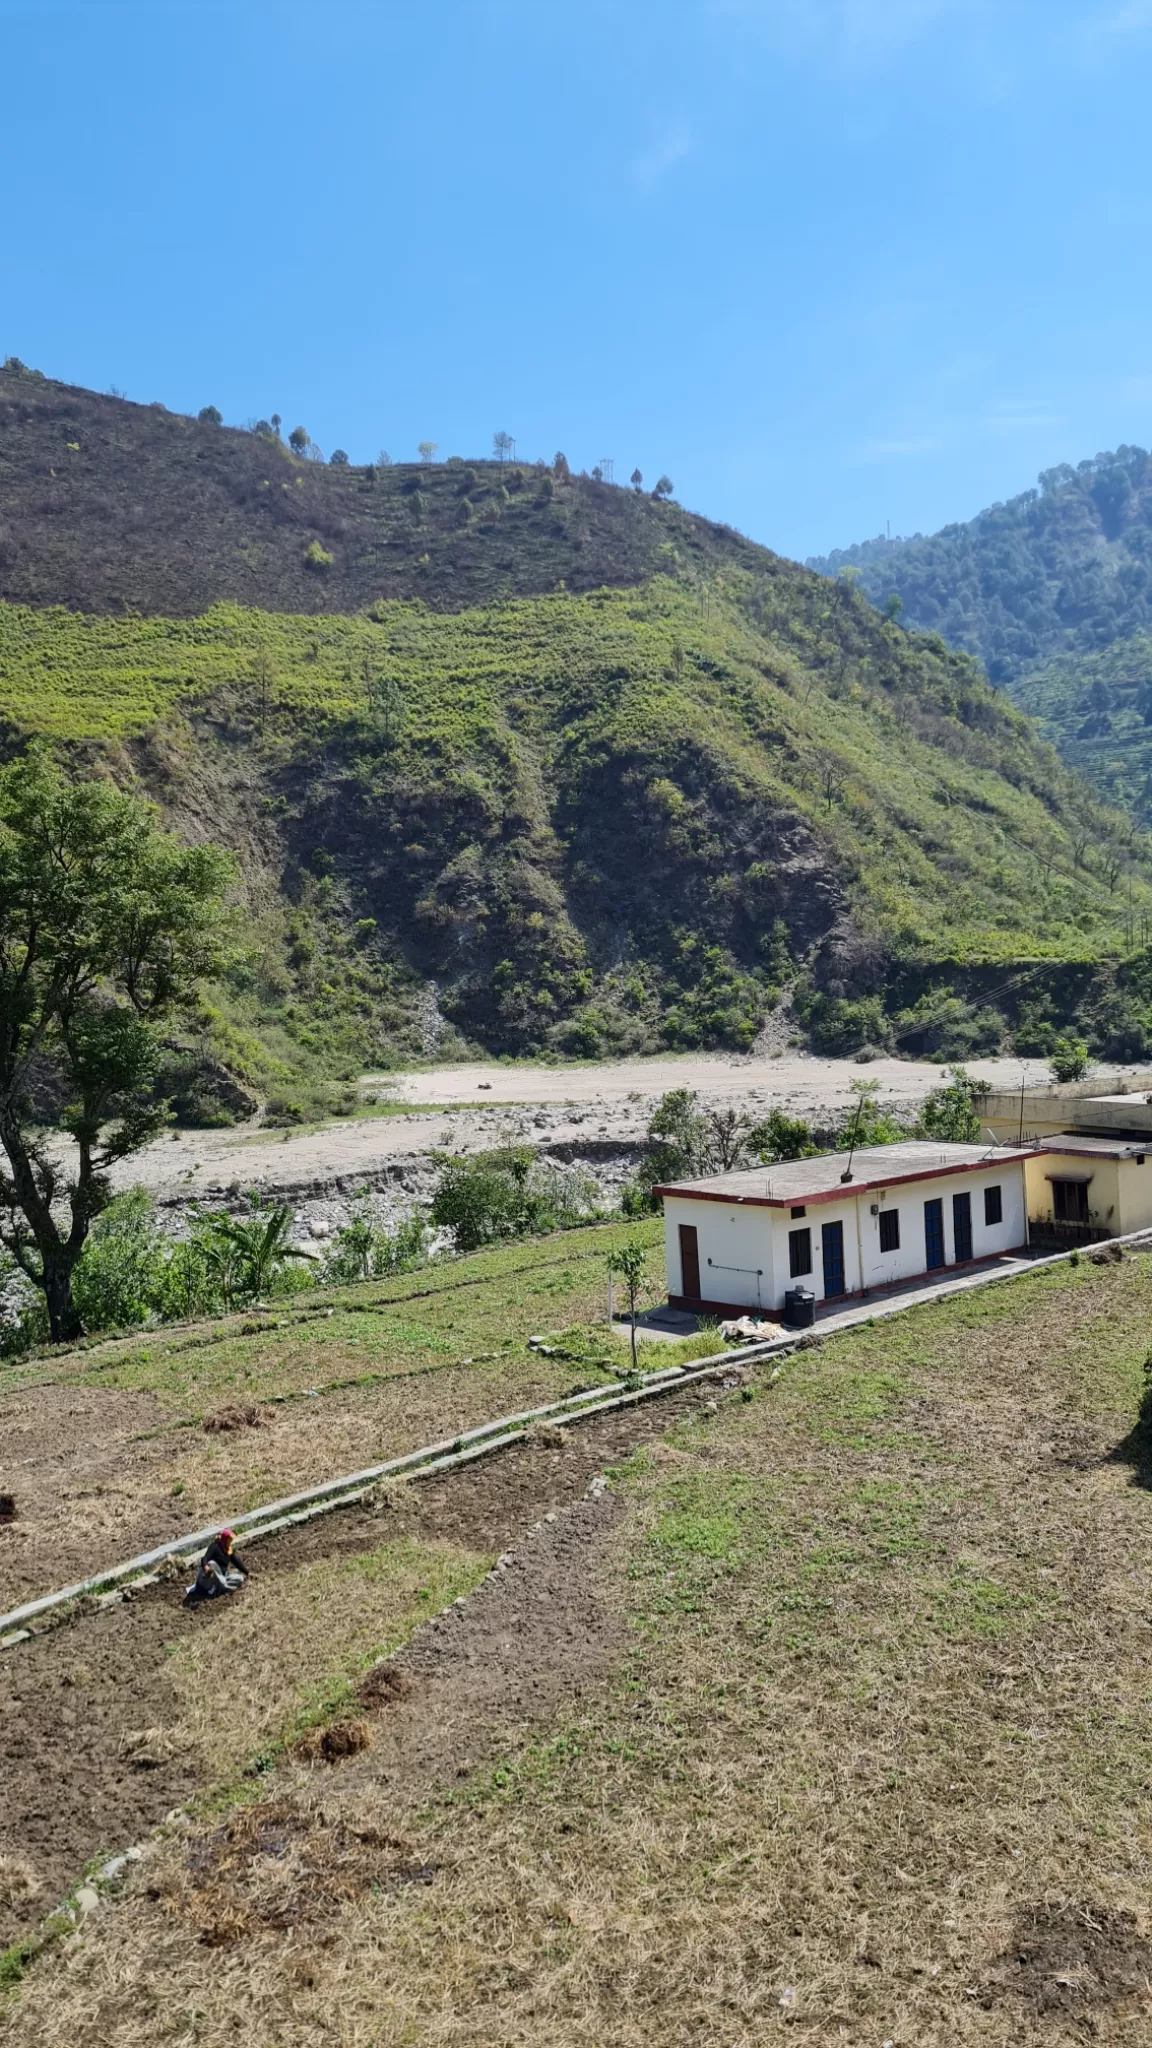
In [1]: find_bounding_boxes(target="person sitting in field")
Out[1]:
[183,1528,248,1608]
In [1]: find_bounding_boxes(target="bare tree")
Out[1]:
[704,1108,748,1173]
[417,441,438,465]
[493,431,514,465]
[813,750,847,811]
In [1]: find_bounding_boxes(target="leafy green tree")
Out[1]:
[288,425,308,453]
[329,448,350,467]
[653,475,674,498]
[0,751,234,1340]
[418,441,438,465]
[198,405,223,426]
[746,1108,817,1162]
[834,1079,908,1149]
[630,468,643,491]
[1051,1036,1090,1082]
[553,452,570,479]
[882,592,904,622]
[71,1186,168,1332]
[917,1065,982,1142]
[363,659,405,744]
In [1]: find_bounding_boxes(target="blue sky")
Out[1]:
[3,0,1152,560]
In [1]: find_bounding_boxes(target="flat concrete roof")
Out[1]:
[1083,1094,1152,1108]
[656,1141,1035,1211]
[1039,1133,1151,1159]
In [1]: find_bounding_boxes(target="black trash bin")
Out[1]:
[782,1286,816,1329]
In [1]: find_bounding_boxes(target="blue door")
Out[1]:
[952,1191,972,1263]
[821,1219,846,1297]
[924,1197,945,1270]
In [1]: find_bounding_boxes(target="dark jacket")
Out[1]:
[200,1536,247,1579]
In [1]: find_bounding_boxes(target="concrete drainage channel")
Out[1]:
[4,1221,1150,1655]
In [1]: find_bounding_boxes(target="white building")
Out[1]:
[657,1141,1034,1317]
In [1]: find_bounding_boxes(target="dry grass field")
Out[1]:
[0,1218,678,1605]
[5,1249,1152,2043]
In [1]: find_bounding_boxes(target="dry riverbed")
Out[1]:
[110,1053,1055,1236]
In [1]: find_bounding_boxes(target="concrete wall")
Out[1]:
[980,1087,1152,1148]
[1024,1152,1152,1234]
[663,1195,774,1313]
[664,1160,1028,1311]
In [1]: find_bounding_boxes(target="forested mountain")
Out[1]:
[3,362,1152,1109]
[808,444,1152,683]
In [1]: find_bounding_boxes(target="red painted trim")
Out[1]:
[655,1153,1035,1211]
[669,1293,781,1320]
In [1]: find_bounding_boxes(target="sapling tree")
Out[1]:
[0,750,234,1340]
[608,1240,649,1375]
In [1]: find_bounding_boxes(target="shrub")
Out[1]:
[1051,1036,1090,1082]
[746,1108,817,1162]
[429,1147,599,1251]
[304,540,334,572]
[917,1065,982,1142]
[288,426,308,453]
[71,1188,168,1331]
[323,1204,429,1283]
[329,449,350,467]
[198,405,223,426]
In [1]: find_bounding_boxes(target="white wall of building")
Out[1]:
[664,1160,1028,1311]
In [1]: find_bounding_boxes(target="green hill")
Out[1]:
[3,363,1152,1102]
[807,444,1152,827]
[808,444,1152,685]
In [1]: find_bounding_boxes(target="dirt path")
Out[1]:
[0,1376,722,1951]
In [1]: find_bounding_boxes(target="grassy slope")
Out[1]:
[0,1218,676,1603]
[2,577,1148,1077]
[8,1253,1152,2043]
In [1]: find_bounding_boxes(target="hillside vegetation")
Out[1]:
[809,443,1152,684]
[3,368,1152,1090]
[1013,631,1152,829]
[0,365,751,618]
[809,444,1152,827]
[5,576,1151,1079]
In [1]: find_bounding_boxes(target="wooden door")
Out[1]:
[821,1219,846,1297]
[924,1198,945,1269]
[679,1224,701,1300]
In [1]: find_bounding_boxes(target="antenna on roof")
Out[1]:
[840,1093,867,1182]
